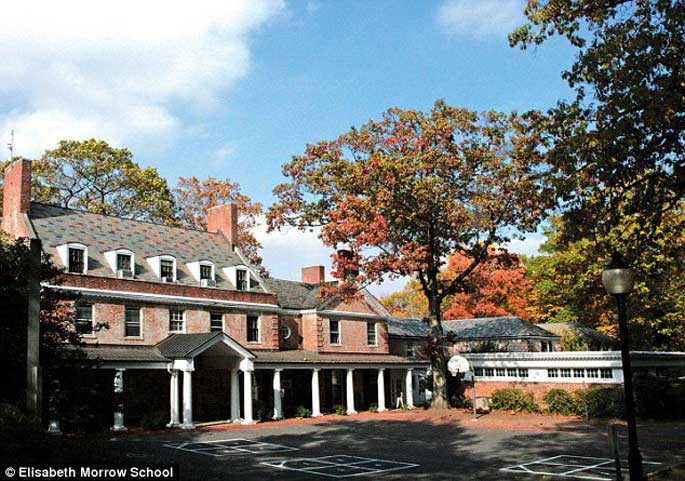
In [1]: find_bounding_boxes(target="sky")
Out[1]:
[0,0,577,297]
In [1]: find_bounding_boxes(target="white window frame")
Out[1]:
[58,243,89,274]
[329,319,341,346]
[367,321,378,347]
[236,268,249,291]
[124,306,143,339]
[210,312,224,332]
[169,309,185,333]
[280,324,292,340]
[104,248,135,277]
[246,315,261,343]
[199,261,215,281]
[159,255,177,282]
[75,303,95,337]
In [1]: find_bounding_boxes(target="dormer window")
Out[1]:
[146,254,176,282]
[104,248,135,278]
[236,268,248,291]
[117,253,132,271]
[200,264,212,280]
[160,259,174,280]
[68,247,85,273]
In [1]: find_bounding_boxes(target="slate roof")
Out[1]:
[387,317,430,338]
[442,317,559,340]
[262,277,322,309]
[253,350,427,365]
[28,202,264,292]
[539,323,618,348]
[81,345,169,363]
[156,332,225,358]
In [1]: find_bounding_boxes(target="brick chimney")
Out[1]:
[207,203,238,247]
[1,159,32,239]
[302,265,325,284]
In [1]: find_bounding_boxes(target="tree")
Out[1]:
[382,249,533,321]
[32,139,177,224]
[560,329,590,352]
[268,100,551,408]
[174,176,265,269]
[510,0,685,248]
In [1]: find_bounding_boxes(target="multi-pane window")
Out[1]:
[329,319,341,345]
[117,253,132,271]
[367,322,377,346]
[484,368,494,377]
[75,304,93,334]
[574,368,585,378]
[280,325,292,340]
[68,248,85,273]
[541,341,552,352]
[560,368,572,378]
[247,315,260,342]
[507,368,518,377]
[518,369,529,378]
[474,367,484,377]
[547,368,559,378]
[600,368,613,379]
[169,310,184,332]
[125,307,141,337]
[161,259,175,280]
[200,264,213,280]
[236,269,248,291]
[210,313,223,332]
[496,368,506,377]
[587,368,599,378]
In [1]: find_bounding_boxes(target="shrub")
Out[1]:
[544,389,582,416]
[451,395,473,410]
[368,403,378,413]
[490,388,539,413]
[254,400,272,422]
[296,405,312,418]
[140,411,167,430]
[334,405,347,416]
[0,403,42,443]
[576,387,624,418]
[633,374,685,420]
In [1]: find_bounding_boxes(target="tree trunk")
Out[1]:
[428,295,449,409]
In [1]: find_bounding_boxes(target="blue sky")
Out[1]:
[1,0,576,294]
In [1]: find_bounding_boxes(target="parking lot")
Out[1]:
[6,413,684,480]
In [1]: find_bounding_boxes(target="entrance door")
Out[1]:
[391,375,404,408]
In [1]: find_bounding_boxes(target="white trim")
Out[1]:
[168,309,186,333]
[187,260,215,283]
[42,284,280,310]
[124,305,144,339]
[209,312,224,332]
[57,242,89,274]
[254,363,429,370]
[367,321,378,347]
[104,248,135,277]
[185,333,255,361]
[146,254,177,282]
[76,302,96,337]
[329,318,341,346]
[246,314,261,344]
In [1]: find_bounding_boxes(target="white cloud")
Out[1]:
[0,0,285,157]
[436,0,524,38]
[504,236,543,256]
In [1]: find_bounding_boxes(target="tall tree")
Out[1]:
[510,0,685,247]
[174,176,265,269]
[32,139,177,224]
[268,101,551,408]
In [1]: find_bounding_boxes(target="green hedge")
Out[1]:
[490,388,540,413]
[543,389,582,416]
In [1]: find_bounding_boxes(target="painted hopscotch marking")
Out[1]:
[261,455,420,478]
[500,455,662,481]
[164,438,299,458]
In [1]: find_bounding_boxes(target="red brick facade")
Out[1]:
[463,380,606,403]
[1,159,31,239]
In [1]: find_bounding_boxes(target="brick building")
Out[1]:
[1,160,428,431]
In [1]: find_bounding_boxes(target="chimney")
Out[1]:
[1,159,32,239]
[302,265,325,284]
[207,203,238,247]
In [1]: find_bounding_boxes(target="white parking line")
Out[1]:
[500,455,662,481]
[261,455,420,478]
[163,438,299,457]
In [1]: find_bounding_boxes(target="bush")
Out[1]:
[368,403,378,413]
[451,394,473,409]
[296,405,312,418]
[490,388,539,413]
[334,405,347,416]
[254,400,272,422]
[544,389,582,416]
[576,387,624,418]
[140,411,167,430]
[633,374,685,420]
[0,403,42,443]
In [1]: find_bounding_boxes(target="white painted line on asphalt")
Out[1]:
[500,455,662,481]
[261,455,420,478]
[163,438,299,458]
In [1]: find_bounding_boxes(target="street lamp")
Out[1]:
[602,251,644,481]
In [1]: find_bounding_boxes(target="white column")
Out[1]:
[167,370,179,427]
[180,370,194,429]
[377,368,386,412]
[346,368,357,415]
[230,369,240,423]
[273,369,283,420]
[405,368,415,409]
[112,368,127,431]
[311,368,322,417]
[242,369,255,424]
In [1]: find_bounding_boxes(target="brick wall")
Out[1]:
[462,380,606,403]
[1,159,31,239]
[301,312,322,351]
[279,316,302,350]
[320,317,389,354]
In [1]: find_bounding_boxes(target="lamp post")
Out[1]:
[601,251,644,481]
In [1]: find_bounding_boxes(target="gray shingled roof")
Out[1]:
[443,317,559,340]
[81,345,169,362]
[262,277,322,309]
[539,322,618,348]
[156,332,224,358]
[387,317,430,338]
[29,202,264,292]
[253,350,427,365]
